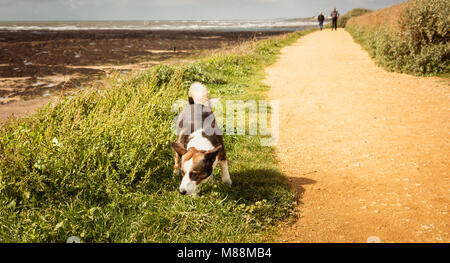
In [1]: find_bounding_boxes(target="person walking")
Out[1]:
[330,7,339,31]
[317,12,325,31]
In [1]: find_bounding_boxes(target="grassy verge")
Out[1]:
[0,29,313,242]
[346,0,449,76]
[324,8,372,29]
[347,25,449,77]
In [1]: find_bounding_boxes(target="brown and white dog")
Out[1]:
[172,82,231,195]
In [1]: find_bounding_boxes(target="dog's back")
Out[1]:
[178,82,221,137]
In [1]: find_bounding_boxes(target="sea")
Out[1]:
[0,19,317,32]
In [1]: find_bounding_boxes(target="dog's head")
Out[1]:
[172,143,222,195]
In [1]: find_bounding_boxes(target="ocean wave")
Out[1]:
[0,20,317,31]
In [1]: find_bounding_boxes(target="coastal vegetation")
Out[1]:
[346,0,449,76]
[325,8,372,28]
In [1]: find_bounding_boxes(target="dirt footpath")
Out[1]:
[265,29,449,243]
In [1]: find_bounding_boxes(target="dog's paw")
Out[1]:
[222,179,232,187]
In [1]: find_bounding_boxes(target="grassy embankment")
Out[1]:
[0,29,314,242]
[324,8,372,28]
[346,0,449,77]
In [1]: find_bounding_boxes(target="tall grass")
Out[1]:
[0,30,313,242]
[347,0,449,76]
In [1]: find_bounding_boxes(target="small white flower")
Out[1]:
[52,137,61,147]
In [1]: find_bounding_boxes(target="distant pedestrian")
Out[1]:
[331,7,339,31]
[317,12,325,31]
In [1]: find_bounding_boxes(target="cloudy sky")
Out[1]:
[0,0,405,20]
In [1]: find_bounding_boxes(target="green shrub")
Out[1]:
[347,0,450,75]
[399,0,449,46]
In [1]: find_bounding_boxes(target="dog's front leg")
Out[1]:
[220,160,232,187]
[173,152,181,175]
[174,131,187,176]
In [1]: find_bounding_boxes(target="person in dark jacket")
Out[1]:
[317,12,325,31]
[330,8,339,31]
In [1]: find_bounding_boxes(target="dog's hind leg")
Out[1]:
[220,160,232,187]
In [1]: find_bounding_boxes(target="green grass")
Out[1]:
[0,29,314,242]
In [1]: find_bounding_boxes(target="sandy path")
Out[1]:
[265,29,449,243]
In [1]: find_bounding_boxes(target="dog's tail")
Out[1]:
[188,82,210,107]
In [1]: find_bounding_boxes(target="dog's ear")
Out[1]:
[205,145,222,161]
[172,142,187,155]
